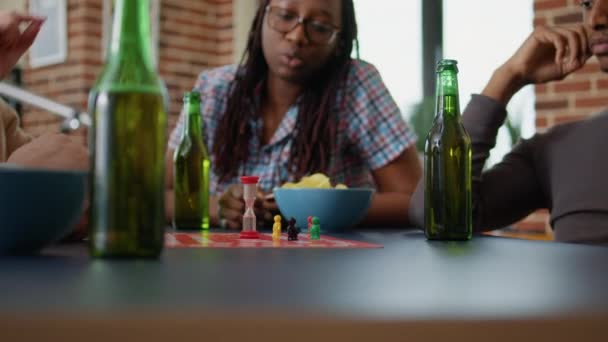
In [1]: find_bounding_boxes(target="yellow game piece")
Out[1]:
[272,215,282,239]
[335,183,348,189]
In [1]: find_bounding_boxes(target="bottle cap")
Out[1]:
[240,176,260,185]
[183,91,201,102]
[437,59,459,73]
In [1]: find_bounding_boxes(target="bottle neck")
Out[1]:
[183,103,202,138]
[435,71,461,120]
[107,0,154,71]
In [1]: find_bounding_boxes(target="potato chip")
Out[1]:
[281,173,348,189]
[282,182,298,189]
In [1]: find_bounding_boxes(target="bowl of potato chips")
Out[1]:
[273,174,374,232]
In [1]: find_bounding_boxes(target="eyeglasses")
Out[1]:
[265,6,340,45]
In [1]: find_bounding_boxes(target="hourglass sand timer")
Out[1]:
[240,176,260,239]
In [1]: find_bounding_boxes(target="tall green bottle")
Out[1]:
[424,59,472,240]
[89,0,167,257]
[173,92,210,230]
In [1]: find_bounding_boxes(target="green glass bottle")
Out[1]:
[173,92,210,230]
[89,0,167,257]
[424,59,472,240]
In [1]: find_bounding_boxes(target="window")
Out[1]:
[444,0,535,164]
[355,1,422,113]
[29,0,67,68]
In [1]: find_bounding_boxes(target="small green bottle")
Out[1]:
[173,92,210,230]
[89,0,167,258]
[424,59,472,240]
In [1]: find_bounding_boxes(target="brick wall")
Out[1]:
[21,0,235,143]
[159,0,233,134]
[22,0,102,144]
[514,0,608,233]
[534,0,608,131]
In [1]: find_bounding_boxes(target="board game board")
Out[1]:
[166,232,382,249]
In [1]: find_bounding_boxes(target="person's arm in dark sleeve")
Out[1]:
[410,19,592,230]
[408,94,544,231]
[464,95,545,231]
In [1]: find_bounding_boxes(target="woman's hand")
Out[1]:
[217,184,245,230]
[217,185,279,230]
[257,190,279,229]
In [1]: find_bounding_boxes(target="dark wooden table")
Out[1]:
[1,230,607,341]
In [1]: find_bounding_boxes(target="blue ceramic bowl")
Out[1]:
[0,166,87,255]
[273,188,374,233]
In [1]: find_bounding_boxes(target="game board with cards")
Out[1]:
[166,232,382,249]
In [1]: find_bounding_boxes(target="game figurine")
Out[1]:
[240,176,260,239]
[272,215,282,239]
[310,217,321,240]
[307,216,313,231]
[287,217,300,241]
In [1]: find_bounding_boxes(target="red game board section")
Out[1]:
[166,232,382,249]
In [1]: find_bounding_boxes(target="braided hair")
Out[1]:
[213,0,359,182]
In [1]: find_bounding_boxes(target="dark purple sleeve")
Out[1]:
[408,94,545,231]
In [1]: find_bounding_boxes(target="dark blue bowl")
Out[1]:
[273,188,374,233]
[0,167,87,255]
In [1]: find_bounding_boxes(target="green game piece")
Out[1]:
[310,217,321,240]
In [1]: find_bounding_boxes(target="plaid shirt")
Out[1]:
[168,59,416,195]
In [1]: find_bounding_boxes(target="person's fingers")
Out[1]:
[535,27,568,67]
[547,31,568,66]
[555,27,582,65]
[16,20,43,52]
[253,206,265,218]
[0,22,20,47]
[263,210,273,223]
[252,206,273,221]
[220,208,243,229]
[262,199,278,212]
[220,195,244,213]
[218,206,242,229]
[0,12,36,44]
[219,185,245,210]
[224,218,240,230]
[253,197,264,210]
[218,185,246,229]
[258,202,280,229]
[254,191,265,204]
[230,184,243,198]
[13,13,46,23]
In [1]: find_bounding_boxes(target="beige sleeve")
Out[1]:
[0,98,32,158]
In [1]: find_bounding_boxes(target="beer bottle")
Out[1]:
[424,59,472,240]
[89,0,167,257]
[173,92,210,230]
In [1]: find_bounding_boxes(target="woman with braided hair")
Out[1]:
[165,0,422,229]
